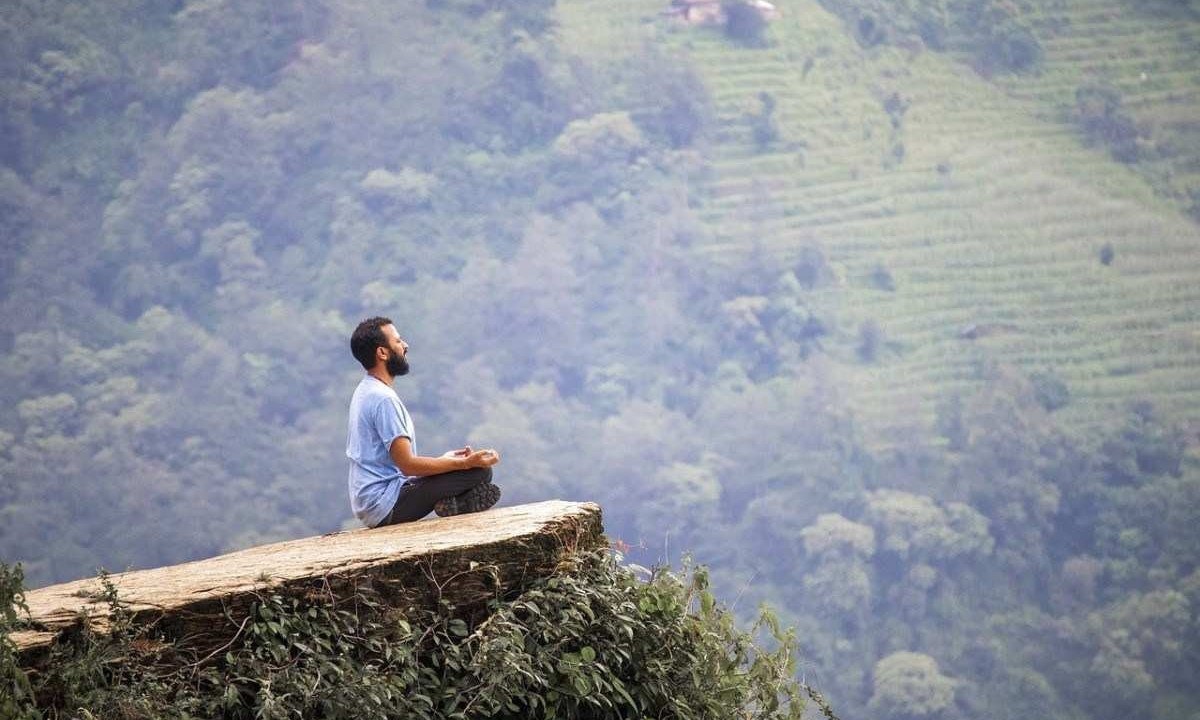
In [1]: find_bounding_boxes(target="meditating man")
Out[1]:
[346,316,501,527]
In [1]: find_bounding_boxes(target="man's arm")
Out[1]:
[389,437,499,477]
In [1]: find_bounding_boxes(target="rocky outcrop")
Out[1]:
[15,500,603,666]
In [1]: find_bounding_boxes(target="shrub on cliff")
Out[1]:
[2,553,834,719]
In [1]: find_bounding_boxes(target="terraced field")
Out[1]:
[987,0,1200,220]
[558,0,1200,446]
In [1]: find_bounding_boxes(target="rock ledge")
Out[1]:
[15,500,603,665]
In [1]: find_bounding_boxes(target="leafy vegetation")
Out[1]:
[1,562,35,720]
[723,0,771,47]
[1075,82,1142,163]
[810,0,1043,72]
[1,552,831,719]
[2,0,1199,719]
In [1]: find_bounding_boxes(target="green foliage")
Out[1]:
[814,0,1042,73]
[864,490,993,564]
[857,319,883,362]
[722,1,770,47]
[1189,189,1200,224]
[749,91,780,152]
[553,112,647,166]
[935,391,969,451]
[716,270,829,377]
[429,0,557,35]
[869,263,897,292]
[854,11,888,47]
[2,1,1200,719]
[868,651,957,719]
[1082,589,1191,710]
[1101,402,1187,484]
[5,552,823,719]
[360,167,439,210]
[1076,83,1141,163]
[969,0,1043,74]
[801,515,876,619]
[1,562,37,720]
[1030,370,1070,412]
[801,514,876,561]
[624,44,713,150]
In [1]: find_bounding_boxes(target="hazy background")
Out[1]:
[2,0,1199,717]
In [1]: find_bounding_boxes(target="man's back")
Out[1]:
[346,375,415,527]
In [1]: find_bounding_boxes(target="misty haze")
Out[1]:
[2,0,1199,718]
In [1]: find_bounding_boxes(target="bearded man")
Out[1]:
[346,316,501,527]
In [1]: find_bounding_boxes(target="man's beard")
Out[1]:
[386,353,409,377]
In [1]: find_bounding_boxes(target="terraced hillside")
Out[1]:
[558,0,1200,446]
[992,0,1200,215]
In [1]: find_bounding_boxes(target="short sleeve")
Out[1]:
[372,396,412,447]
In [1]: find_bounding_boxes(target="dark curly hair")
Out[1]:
[350,316,394,370]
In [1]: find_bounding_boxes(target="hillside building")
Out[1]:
[665,0,780,26]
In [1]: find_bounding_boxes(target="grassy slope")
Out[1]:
[558,0,1200,446]
[993,0,1200,211]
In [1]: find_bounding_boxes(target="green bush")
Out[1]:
[1,562,36,720]
[981,21,1042,73]
[1,553,835,720]
[723,1,770,47]
[750,92,780,151]
[858,320,884,362]
[1030,370,1070,412]
[869,263,897,292]
[855,12,887,47]
[968,0,1043,74]
[1076,83,1141,163]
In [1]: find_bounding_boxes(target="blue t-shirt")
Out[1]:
[346,376,416,527]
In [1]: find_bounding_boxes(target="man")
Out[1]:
[347,316,501,527]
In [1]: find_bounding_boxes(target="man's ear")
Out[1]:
[376,346,388,362]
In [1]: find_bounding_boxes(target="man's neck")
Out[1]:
[367,368,393,387]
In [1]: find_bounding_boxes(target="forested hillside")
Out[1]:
[1,0,1198,718]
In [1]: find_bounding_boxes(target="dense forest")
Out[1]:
[1,0,1198,718]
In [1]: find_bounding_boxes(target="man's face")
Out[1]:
[381,324,409,377]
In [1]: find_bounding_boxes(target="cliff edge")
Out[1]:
[14,500,603,666]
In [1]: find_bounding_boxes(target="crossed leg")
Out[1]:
[379,466,494,525]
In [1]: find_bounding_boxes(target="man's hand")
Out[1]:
[393,437,499,475]
[465,448,500,468]
[438,446,499,468]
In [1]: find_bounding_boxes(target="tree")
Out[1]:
[1100,401,1187,484]
[1083,590,1192,715]
[868,651,957,719]
[863,490,992,565]
[546,111,648,207]
[173,0,314,90]
[858,320,883,362]
[1076,83,1141,163]
[1029,370,1070,412]
[750,92,780,151]
[972,0,1043,73]
[626,43,713,149]
[466,395,561,505]
[723,1,769,47]
[801,514,876,619]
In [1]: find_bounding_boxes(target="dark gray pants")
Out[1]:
[379,466,493,525]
